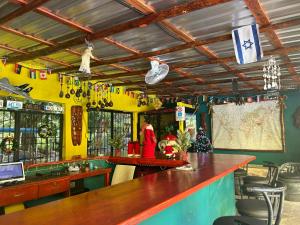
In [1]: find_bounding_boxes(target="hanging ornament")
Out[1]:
[40,70,47,80]
[15,64,22,74]
[29,69,37,79]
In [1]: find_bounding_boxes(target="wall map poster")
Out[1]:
[212,100,284,151]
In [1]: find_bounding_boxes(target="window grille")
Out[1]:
[88,110,132,156]
[0,109,63,163]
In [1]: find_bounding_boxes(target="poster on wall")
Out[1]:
[185,113,197,141]
[176,106,185,121]
[212,100,284,151]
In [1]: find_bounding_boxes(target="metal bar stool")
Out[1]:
[213,181,286,225]
[243,162,278,185]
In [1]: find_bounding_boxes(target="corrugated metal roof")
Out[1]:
[0,0,298,95]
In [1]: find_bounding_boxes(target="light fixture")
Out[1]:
[263,55,281,91]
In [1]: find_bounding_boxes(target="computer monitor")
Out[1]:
[0,162,25,184]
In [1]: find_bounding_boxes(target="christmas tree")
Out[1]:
[193,127,213,152]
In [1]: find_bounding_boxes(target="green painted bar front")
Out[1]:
[140,173,235,225]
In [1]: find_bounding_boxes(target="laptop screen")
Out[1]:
[0,162,25,183]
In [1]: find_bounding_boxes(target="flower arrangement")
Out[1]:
[109,133,126,150]
[173,130,192,152]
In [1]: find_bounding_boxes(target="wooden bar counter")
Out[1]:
[0,153,255,225]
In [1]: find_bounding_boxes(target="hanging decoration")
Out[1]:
[29,69,36,79]
[232,24,263,64]
[1,56,7,65]
[0,136,18,154]
[39,70,47,80]
[79,39,95,74]
[263,55,281,91]
[15,64,22,74]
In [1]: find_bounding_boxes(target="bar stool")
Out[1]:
[213,181,286,225]
[243,162,278,185]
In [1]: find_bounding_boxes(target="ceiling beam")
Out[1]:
[0,0,50,24]
[0,43,73,67]
[52,16,300,73]
[7,0,232,63]
[244,0,299,81]
[114,73,294,88]
[0,25,133,73]
[78,44,300,80]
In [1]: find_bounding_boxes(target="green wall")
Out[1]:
[140,173,235,225]
[199,92,300,165]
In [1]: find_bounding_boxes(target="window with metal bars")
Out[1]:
[88,110,132,156]
[0,109,63,163]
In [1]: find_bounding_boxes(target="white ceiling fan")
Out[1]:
[145,60,169,85]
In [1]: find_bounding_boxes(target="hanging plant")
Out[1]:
[0,136,18,154]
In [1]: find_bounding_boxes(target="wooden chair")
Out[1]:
[111,165,136,185]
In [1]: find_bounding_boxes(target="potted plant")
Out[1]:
[173,130,192,161]
[109,133,126,156]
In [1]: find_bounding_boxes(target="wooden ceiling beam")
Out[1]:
[0,0,50,24]
[7,0,231,63]
[0,24,132,73]
[52,17,300,73]
[244,0,299,81]
[115,73,293,88]
[0,43,73,67]
[11,0,93,33]
[79,44,300,81]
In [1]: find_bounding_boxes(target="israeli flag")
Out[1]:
[232,24,263,64]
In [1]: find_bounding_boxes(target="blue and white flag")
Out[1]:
[232,24,263,64]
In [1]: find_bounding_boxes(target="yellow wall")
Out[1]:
[0,63,153,159]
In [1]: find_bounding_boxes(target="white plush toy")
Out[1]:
[79,39,95,74]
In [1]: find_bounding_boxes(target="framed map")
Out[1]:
[212,100,285,151]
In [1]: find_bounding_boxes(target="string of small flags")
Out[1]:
[14,63,52,80]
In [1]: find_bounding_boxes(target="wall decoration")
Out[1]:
[39,70,47,80]
[71,106,83,146]
[38,122,57,138]
[6,100,23,110]
[15,64,22,74]
[0,136,18,154]
[29,69,36,79]
[212,100,284,151]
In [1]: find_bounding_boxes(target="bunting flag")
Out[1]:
[232,24,263,64]
[1,57,7,66]
[15,64,22,74]
[29,69,36,79]
[40,70,47,80]
[116,88,120,94]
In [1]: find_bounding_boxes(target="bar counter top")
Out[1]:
[0,153,255,225]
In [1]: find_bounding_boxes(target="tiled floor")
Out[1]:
[240,166,300,225]
[281,201,300,225]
